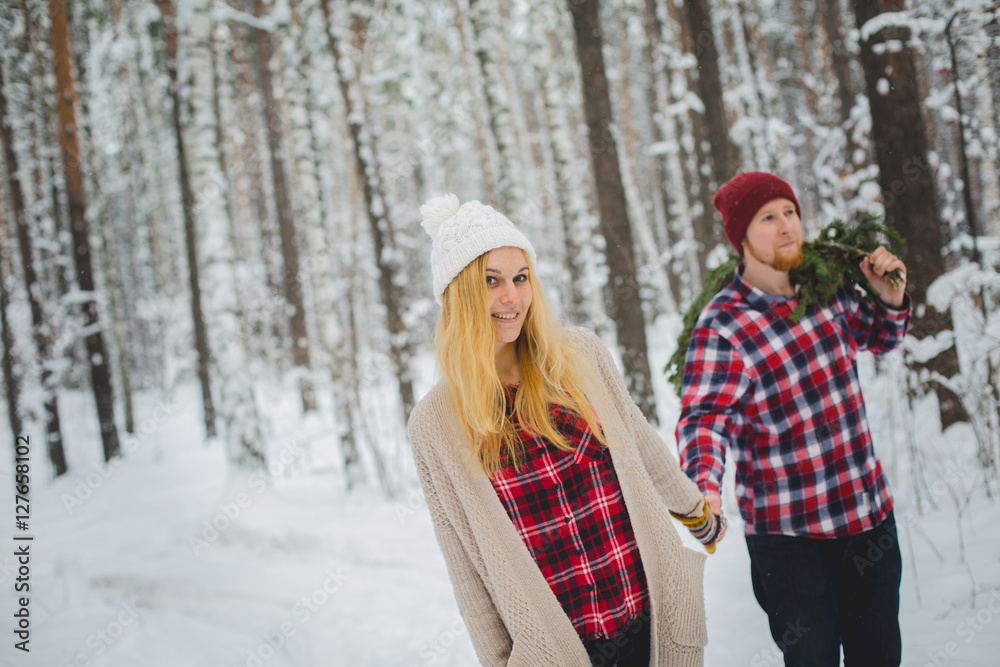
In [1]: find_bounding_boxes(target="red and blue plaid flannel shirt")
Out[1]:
[676,267,910,537]
[490,388,647,640]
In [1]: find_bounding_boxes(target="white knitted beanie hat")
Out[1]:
[419,193,537,303]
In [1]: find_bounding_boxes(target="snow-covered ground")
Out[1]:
[1,330,999,667]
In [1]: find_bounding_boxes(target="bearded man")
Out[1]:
[675,172,909,666]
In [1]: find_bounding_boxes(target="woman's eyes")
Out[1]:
[486,274,528,285]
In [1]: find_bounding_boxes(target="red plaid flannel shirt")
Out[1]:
[677,267,910,537]
[490,388,647,640]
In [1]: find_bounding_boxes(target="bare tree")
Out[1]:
[159,0,217,439]
[567,0,657,422]
[287,0,365,488]
[251,0,315,413]
[49,0,120,461]
[449,0,497,203]
[820,0,858,127]
[534,39,588,323]
[117,4,165,395]
[191,0,266,468]
[125,1,178,361]
[466,0,521,210]
[683,0,739,186]
[0,58,66,474]
[853,0,968,429]
[677,0,734,277]
[641,0,684,306]
[321,0,415,423]
[0,150,23,445]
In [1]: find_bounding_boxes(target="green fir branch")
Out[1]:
[664,256,739,395]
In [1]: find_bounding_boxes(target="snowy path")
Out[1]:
[1,385,999,666]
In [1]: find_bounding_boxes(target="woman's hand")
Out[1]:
[704,493,726,544]
[670,495,727,553]
[705,493,721,515]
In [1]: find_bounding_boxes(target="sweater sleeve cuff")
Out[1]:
[670,500,726,553]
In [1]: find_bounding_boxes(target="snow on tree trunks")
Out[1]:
[281,0,330,362]
[0,49,67,475]
[678,0,734,280]
[218,13,286,377]
[640,0,686,308]
[528,2,607,331]
[250,0,316,414]
[0,136,23,442]
[682,0,738,187]
[606,7,676,320]
[651,0,705,305]
[85,7,144,438]
[532,8,593,327]
[127,2,180,329]
[285,1,329,412]
[161,0,218,441]
[726,0,785,175]
[116,25,162,398]
[321,0,415,430]
[972,38,1000,238]
[466,0,523,214]
[286,0,365,489]
[177,0,266,469]
[853,0,968,430]
[48,0,121,462]
[493,1,532,220]
[819,0,859,128]
[450,0,498,204]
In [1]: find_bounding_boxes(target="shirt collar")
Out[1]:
[732,263,799,311]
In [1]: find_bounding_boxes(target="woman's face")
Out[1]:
[485,247,532,350]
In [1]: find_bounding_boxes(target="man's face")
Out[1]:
[742,198,803,272]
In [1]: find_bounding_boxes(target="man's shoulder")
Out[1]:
[695,283,748,332]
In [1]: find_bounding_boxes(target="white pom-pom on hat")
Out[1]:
[418,194,536,304]
[419,193,461,235]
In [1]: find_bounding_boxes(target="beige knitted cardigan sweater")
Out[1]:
[407,327,710,666]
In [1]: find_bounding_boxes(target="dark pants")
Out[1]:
[582,608,651,667]
[745,512,902,667]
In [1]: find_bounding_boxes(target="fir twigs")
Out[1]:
[789,216,905,322]
[817,240,906,289]
[665,256,739,396]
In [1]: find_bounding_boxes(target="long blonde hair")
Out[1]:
[435,250,607,476]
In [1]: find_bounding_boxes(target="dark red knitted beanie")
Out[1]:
[713,172,801,256]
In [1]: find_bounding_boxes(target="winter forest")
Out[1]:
[1,0,1000,664]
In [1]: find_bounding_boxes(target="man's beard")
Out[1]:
[745,238,804,271]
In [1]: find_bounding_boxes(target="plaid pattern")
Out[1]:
[491,389,647,641]
[676,267,910,537]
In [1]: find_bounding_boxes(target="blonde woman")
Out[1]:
[408,195,724,667]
